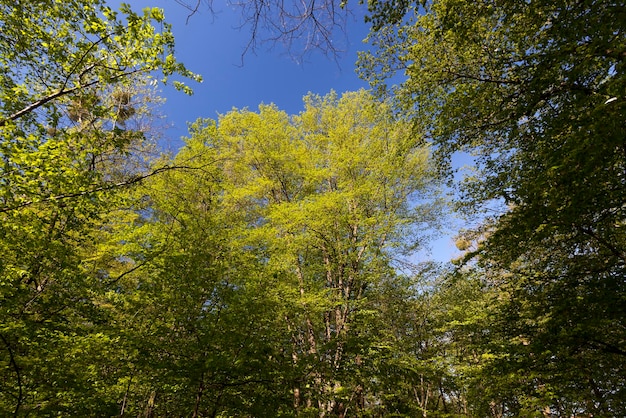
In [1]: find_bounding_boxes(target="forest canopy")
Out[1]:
[1,0,624,416]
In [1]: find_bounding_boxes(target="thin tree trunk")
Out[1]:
[143,390,156,417]
[192,373,205,418]
[119,373,133,416]
[0,333,22,417]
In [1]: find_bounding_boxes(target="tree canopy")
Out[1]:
[0,0,197,414]
[1,0,624,416]
[359,0,626,414]
[128,89,442,416]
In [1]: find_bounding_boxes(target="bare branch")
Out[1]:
[180,0,353,62]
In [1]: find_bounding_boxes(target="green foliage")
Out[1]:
[7,0,622,414]
[0,0,199,208]
[359,0,626,414]
[0,0,197,414]
[101,90,442,416]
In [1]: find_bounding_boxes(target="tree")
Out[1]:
[210,90,440,415]
[110,90,442,416]
[92,148,296,417]
[358,0,625,413]
[0,0,199,215]
[0,1,197,414]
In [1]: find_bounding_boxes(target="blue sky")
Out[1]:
[124,1,372,148]
[112,1,461,262]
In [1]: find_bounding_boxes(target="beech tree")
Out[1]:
[358,0,625,414]
[0,1,197,414]
[210,90,438,415]
[112,90,442,416]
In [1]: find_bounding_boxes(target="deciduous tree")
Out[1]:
[0,1,197,414]
[121,90,442,416]
[358,0,625,414]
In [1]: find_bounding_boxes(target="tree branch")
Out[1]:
[0,164,203,213]
[0,68,145,127]
[0,333,23,416]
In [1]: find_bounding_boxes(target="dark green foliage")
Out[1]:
[360,0,626,414]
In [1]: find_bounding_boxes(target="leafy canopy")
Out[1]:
[359,0,625,414]
[0,1,198,414]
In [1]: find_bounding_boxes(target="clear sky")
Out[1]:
[123,1,372,148]
[110,1,461,262]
